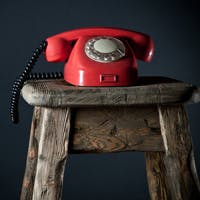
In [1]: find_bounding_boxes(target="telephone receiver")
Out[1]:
[10,27,154,123]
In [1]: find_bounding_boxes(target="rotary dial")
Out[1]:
[85,36,125,63]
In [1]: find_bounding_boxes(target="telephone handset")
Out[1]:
[10,27,154,123]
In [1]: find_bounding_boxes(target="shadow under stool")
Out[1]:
[20,76,200,200]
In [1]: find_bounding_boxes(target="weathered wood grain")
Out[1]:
[20,107,43,200]
[21,106,164,200]
[157,105,200,200]
[20,76,200,200]
[145,152,171,200]
[30,107,71,200]
[21,77,199,107]
[70,106,164,152]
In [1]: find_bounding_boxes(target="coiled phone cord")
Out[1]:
[10,40,63,124]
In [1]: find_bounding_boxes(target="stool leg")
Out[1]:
[146,105,200,200]
[21,107,71,200]
[145,152,171,200]
[21,107,42,200]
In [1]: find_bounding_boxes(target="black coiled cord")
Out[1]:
[10,40,63,124]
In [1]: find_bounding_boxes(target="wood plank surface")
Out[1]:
[70,106,164,152]
[21,77,199,107]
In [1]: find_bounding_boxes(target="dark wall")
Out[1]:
[1,0,200,199]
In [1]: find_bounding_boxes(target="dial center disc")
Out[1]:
[85,36,125,63]
[93,38,118,53]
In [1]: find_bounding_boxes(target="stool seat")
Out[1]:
[21,76,200,107]
[20,76,200,200]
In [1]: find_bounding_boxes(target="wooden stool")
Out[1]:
[20,76,200,200]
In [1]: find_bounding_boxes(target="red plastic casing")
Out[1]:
[45,27,154,86]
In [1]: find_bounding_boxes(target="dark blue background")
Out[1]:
[1,0,200,199]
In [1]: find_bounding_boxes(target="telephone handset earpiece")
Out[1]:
[10,27,154,123]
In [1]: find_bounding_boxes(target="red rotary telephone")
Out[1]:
[11,27,154,123]
[45,27,154,86]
